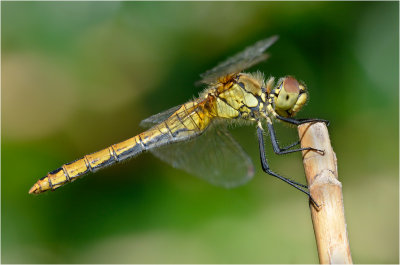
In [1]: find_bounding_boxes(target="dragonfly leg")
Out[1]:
[267,121,323,155]
[280,140,301,152]
[276,115,330,126]
[257,124,319,207]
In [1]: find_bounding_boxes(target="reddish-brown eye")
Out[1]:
[283,76,300,93]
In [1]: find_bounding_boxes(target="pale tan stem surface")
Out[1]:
[298,122,352,264]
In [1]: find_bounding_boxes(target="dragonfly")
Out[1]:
[29,35,328,204]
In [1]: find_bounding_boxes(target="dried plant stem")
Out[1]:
[298,122,352,264]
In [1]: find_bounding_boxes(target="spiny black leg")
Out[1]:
[267,121,323,155]
[257,126,307,188]
[276,115,330,126]
[280,140,300,152]
[257,124,319,207]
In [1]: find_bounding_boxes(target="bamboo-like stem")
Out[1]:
[297,122,352,264]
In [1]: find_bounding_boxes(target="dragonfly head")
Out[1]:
[272,76,308,117]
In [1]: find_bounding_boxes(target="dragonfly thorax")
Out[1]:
[267,76,308,118]
[211,73,266,121]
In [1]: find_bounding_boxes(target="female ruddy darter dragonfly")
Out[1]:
[29,35,328,204]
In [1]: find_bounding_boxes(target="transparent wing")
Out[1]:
[150,125,255,188]
[198,35,279,84]
[140,105,181,128]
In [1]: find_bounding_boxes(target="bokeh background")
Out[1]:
[2,2,398,263]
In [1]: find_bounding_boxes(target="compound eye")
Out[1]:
[275,77,300,110]
[283,76,300,94]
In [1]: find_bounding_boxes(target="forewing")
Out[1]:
[150,125,254,188]
[198,35,279,84]
[140,105,181,128]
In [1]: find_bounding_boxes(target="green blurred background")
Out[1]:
[2,2,398,263]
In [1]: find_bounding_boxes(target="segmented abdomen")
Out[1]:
[29,100,214,194]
